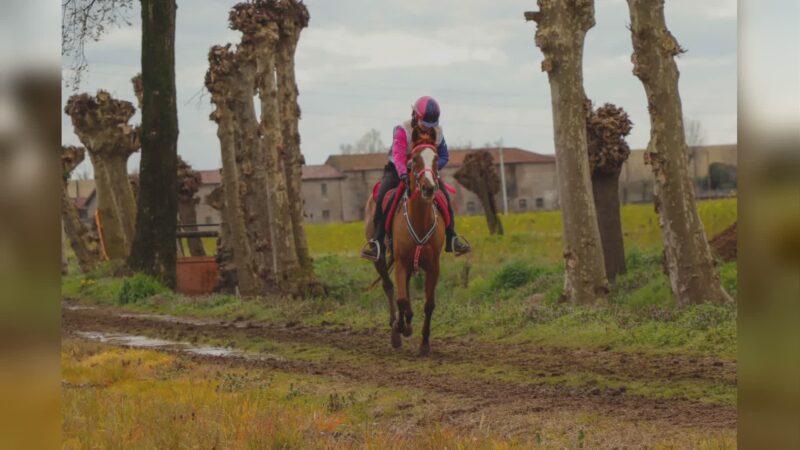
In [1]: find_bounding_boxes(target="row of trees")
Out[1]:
[205,0,319,297]
[525,0,731,307]
[62,0,320,296]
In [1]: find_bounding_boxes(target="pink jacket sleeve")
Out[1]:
[391,126,409,176]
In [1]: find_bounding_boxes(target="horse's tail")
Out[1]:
[368,251,394,290]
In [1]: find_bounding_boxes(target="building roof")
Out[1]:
[302,164,345,180]
[198,169,222,185]
[325,147,555,172]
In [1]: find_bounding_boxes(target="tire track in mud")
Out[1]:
[62,303,737,429]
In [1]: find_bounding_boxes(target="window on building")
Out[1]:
[466,201,476,213]
[322,210,330,220]
[535,197,544,209]
[519,198,527,210]
[321,183,327,197]
[205,216,213,224]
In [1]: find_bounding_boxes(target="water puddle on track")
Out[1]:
[74,331,285,362]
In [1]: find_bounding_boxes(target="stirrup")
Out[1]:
[360,239,381,262]
[453,235,471,257]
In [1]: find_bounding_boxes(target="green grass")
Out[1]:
[63,198,738,359]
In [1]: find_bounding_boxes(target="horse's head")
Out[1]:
[409,144,439,201]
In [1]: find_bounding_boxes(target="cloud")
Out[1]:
[301,27,507,71]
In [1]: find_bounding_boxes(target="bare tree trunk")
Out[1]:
[592,172,625,280]
[229,42,278,293]
[526,2,608,304]
[206,45,260,296]
[276,13,313,271]
[252,22,299,283]
[480,189,504,235]
[206,185,237,294]
[64,91,140,260]
[61,146,102,273]
[586,103,633,281]
[128,0,179,286]
[627,0,731,306]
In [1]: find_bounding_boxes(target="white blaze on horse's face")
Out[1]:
[420,148,437,187]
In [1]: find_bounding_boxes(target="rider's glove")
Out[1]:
[400,173,409,185]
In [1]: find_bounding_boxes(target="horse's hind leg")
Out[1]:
[420,265,439,356]
[375,258,396,327]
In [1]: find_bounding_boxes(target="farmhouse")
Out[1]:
[66,144,737,227]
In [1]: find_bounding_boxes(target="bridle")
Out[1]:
[402,143,440,273]
[408,143,439,198]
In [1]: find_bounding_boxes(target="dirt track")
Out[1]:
[62,302,737,434]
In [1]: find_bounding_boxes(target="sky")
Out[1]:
[60,0,738,176]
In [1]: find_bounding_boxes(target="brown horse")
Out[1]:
[364,142,445,355]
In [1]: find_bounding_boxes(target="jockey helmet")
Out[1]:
[412,96,440,129]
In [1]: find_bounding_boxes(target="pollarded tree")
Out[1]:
[525,1,609,304]
[128,0,179,286]
[230,1,298,283]
[626,0,731,306]
[205,185,238,294]
[61,145,102,272]
[177,156,206,257]
[454,151,504,235]
[586,103,632,281]
[64,91,140,260]
[206,44,260,296]
[276,0,314,272]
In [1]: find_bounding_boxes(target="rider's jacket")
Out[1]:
[388,119,449,176]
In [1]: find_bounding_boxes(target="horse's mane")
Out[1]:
[411,122,437,147]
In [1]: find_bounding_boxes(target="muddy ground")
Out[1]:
[62,302,737,442]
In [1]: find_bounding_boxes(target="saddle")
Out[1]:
[372,181,454,234]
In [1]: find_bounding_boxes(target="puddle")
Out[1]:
[75,331,285,362]
[63,304,96,311]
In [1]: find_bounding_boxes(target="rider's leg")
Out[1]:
[439,180,471,255]
[362,164,400,260]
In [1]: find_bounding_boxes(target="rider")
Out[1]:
[360,96,472,261]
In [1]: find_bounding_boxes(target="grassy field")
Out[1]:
[69,198,738,358]
[63,198,738,448]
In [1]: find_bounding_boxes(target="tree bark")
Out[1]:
[276,14,313,272]
[206,185,238,294]
[128,0,179,287]
[61,146,102,273]
[206,44,260,296]
[64,91,140,260]
[586,103,632,281]
[591,171,625,280]
[229,42,279,293]
[526,2,609,304]
[252,22,299,283]
[627,0,731,305]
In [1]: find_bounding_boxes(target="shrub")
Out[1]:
[116,273,168,305]
[490,260,541,291]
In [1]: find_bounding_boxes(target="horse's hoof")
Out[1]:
[419,344,430,356]
[402,324,413,337]
[391,330,402,348]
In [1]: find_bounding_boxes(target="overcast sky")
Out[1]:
[61,0,738,176]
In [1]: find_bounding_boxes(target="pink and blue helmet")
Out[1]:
[413,96,441,128]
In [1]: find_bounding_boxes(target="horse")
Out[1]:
[363,141,446,355]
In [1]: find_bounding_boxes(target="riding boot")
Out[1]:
[444,222,471,256]
[361,217,387,261]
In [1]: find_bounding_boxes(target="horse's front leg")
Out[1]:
[420,262,439,356]
[393,263,414,340]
